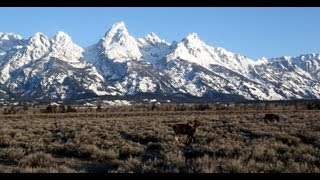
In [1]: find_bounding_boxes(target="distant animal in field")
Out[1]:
[264,113,279,122]
[172,119,201,144]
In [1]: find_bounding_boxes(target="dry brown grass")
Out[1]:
[0,102,320,173]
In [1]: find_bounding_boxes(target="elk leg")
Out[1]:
[186,135,192,144]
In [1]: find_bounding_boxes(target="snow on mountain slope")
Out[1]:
[159,58,232,97]
[268,54,320,81]
[0,32,51,83]
[99,21,142,62]
[0,33,24,60]
[5,57,116,100]
[113,61,177,95]
[166,33,255,77]
[50,31,85,67]
[0,31,118,100]
[158,58,276,100]
[85,48,177,96]
[138,32,171,64]
[251,61,320,100]
[247,54,320,100]
[209,64,283,100]
[83,22,177,97]
[1,21,320,102]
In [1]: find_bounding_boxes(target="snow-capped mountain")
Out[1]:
[138,32,171,64]
[1,21,320,102]
[84,22,176,96]
[165,33,254,77]
[250,54,320,100]
[98,21,142,62]
[0,31,115,100]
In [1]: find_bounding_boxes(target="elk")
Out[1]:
[172,119,201,144]
[264,113,279,122]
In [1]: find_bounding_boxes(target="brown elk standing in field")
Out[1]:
[172,119,201,144]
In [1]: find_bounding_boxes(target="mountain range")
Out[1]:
[1,21,320,103]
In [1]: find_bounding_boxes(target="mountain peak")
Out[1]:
[50,31,83,63]
[182,33,204,46]
[104,21,128,38]
[254,57,268,65]
[145,32,160,39]
[186,32,200,39]
[0,32,23,41]
[52,31,72,46]
[54,31,71,38]
[101,21,131,47]
[28,32,50,47]
[111,21,126,30]
[99,21,142,61]
[30,32,47,39]
[143,32,167,44]
[34,32,45,36]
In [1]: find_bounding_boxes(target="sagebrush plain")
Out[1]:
[0,102,320,173]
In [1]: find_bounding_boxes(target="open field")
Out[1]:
[0,102,320,173]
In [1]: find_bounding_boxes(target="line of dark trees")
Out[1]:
[2,100,320,115]
[40,104,77,113]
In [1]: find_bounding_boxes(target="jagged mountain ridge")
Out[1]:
[1,21,320,102]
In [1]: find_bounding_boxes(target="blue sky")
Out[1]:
[1,7,320,60]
